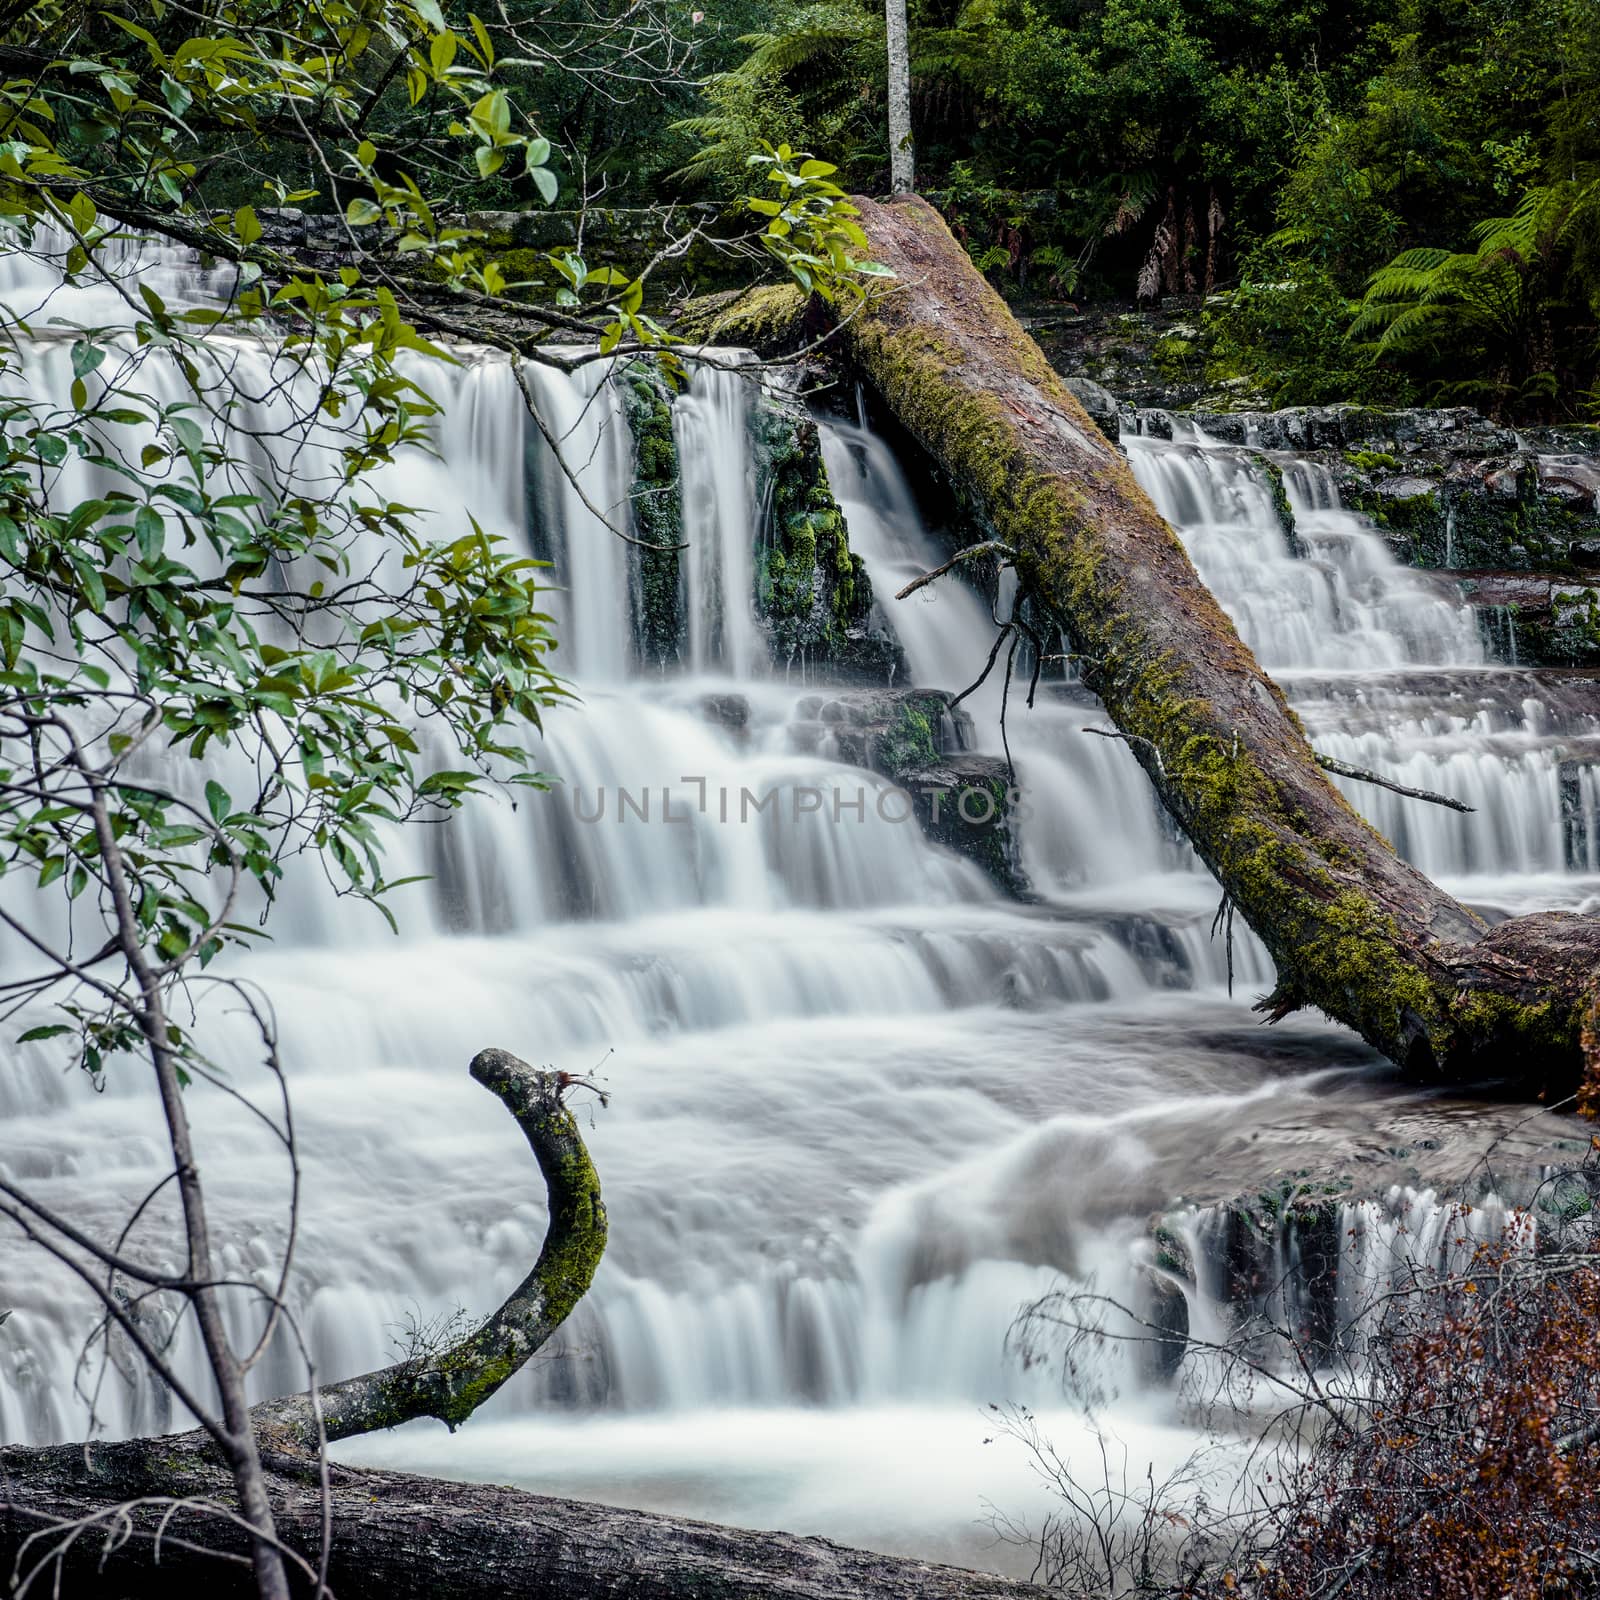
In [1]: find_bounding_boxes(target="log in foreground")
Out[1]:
[688,197,1600,1097]
[0,1443,1048,1599]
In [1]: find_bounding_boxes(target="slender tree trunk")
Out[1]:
[885,0,914,194]
[85,767,292,1600]
[678,197,1600,1099]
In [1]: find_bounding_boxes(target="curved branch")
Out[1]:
[253,1049,607,1453]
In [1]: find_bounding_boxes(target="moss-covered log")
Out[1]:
[686,197,1600,1099]
[251,1049,606,1452]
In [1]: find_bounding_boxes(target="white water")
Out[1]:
[0,237,1593,1573]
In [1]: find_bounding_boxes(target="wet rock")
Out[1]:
[1455,572,1600,665]
[698,693,750,733]
[898,753,1025,896]
[787,691,1027,894]
[1561,758,1597,871]
[1137,1266,1189,1384]
[619,356,685,666]
[753,391,903,683]
[795,688,972,776]
[1371,474,1441,503]
[1062,375,1120,442]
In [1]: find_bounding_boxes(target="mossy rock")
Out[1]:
[619,355,686,665]
[752,393,882,671]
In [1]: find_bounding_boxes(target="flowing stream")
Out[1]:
[1,245,1596,1572]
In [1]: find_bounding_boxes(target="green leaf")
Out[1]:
[233,204,262,246]
[67,191,97,233]
[417,769,480,796]
[468,13,494,66]
[70,340,105,379]
[17,1024,73,1043]
[134,503,164,562]
[205,779,229,824]
[529,163,558,204]
[345,197,382,227]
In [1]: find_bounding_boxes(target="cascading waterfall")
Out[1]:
[1,237,1593,1569]
[675,362,761,677]
[1124,427,1600,899]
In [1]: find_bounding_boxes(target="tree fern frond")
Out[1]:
[734,14,875,78]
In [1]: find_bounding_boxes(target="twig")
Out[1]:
[895,540,1017,601]
[1082,726,1166,780]
[1315,754,1475,813]
[951,624,1014,710]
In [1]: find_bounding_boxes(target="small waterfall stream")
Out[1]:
[0,241,1594,1570]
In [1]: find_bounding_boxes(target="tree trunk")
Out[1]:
[0,1438,1047,1599]
[885,0,914,195]
[684,196,1600,1099]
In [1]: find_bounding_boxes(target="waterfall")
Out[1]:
[675,362,761,677]
[1123,430,1600,898]
[1,236,1594,1571]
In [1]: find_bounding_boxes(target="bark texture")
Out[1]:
[885,0,914,194]
[0,1441,1047,1599]
[689,196,1600,1098]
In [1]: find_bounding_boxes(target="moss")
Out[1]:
[673,283,808,349]
[1344,449,1400,472]
[1152,333,1201,382]
[877,693,943,778]
[752,396,873,663]
[1258,456,1300,558]
[430,1096,607,1429]
[1352,464,1594,573]
[618,355,685,664]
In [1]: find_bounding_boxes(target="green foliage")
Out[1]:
[1207,259,1393,406]
[1216,0,1600,412]
[744,145,895,303]
[670,4,882,198]
[1348,181,1600,414]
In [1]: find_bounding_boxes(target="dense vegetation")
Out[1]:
[613,0,1600,419]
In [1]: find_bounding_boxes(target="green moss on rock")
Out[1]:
[619,355,685,665]
[753,395,875,666]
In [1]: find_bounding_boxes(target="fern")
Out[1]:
[733,7,876,78]
[1348,180,1600,411]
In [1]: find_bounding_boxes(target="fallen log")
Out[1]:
[0,1441,1047,1599]
[685,197,1600,1098]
